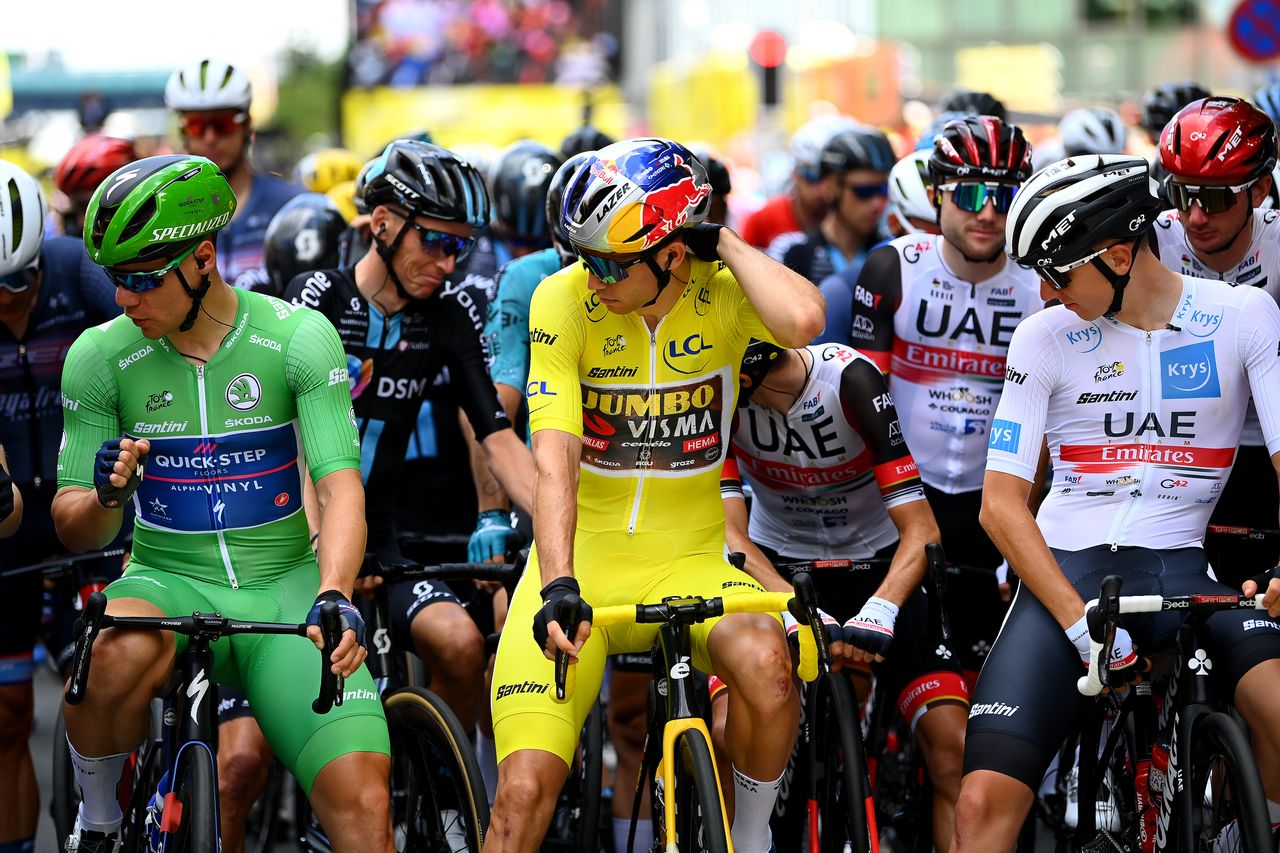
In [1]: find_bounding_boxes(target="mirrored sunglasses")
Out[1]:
[105,244,199,293]
[406,220,476,262]
[940,182,1019,214]
[179,111,249,138]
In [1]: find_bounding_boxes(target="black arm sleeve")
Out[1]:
[838,356,923,504]
[441,298,513,442]
[848,245,903,372]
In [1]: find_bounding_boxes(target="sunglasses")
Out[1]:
[576,249,654,285]
[404,220,476,262]
[179,111,248,138]
[939,182,1019,214]
[105,244,199,293]
[1164,177,1254,215]
[844,181,889,200]
[0,263,39,294]
[1025,244,1119,291]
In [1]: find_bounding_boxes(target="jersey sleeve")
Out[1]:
[815,271,852,346]
[845,245,901,373]
[284,309,361,482]
[765,231,805,266]
[442,297,512,442]
[984,314,1061,482]
[721,436,744,501]
[836,354,925,509]
[526,278,587,437]
[1236,287,1280,456]
[711,260,778,350]
[77,250,122,324]
[488,261,533,391]
[57,331,121,490]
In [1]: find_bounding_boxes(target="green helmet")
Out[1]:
[85,155,236,266]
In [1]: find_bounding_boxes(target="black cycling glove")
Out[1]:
[681,223,724,262]
[532,576,593,653]
[94,439,147,509]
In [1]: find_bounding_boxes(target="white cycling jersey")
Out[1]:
[987,276,1280,551]
[1151,207,1280,446]
[723,343,925,559]
[846,236,1043,493]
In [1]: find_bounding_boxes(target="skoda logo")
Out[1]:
[225,373,262,411]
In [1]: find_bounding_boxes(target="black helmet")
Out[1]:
[263,193,347,296]
[546,151,593,264]
[689,146,732,196]
[492,140,564,248]
[1140,80,1211,140]
[928,115,1033,187]
[362,140,490,228]
[739,339,787,406]
[938,89,1007,121]
[819,127,896,178]
[560,125,615,159]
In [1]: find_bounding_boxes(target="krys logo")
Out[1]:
[1186,309,1222,339]
[1160,341,1220,399]
[1064,323,1102,353]
[225,373,262,411]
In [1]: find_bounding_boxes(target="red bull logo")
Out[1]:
[589,159,619,183]
[640,155,711,246]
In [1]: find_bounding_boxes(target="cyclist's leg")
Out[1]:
[489,546,609,853]
[215,690,272,853]
[608,656,654,853]
[0,569,41,848]
[391,580,486,730]
[1206,443,1280,587]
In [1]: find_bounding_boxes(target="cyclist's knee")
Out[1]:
[412,604,484,675]
[494,752,565,814]
[952,770,1028,848]
[86,627,169,702]
[217,723,272,808]
[711,614,793,702]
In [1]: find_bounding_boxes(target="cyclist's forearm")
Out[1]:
[531,431,579,583]
[718,228,826,347]
[314,468,366,597]
[482,428,535,515]
[878,500,939,606]
[52,486,124,552]
[0,446,19,538]
[461,410,509,513]
[723,496,791,593]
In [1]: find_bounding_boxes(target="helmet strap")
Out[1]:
[372,221,415,301]
[175,267,212,333]
[641,255,674,308]
[1200,204,1253,256]
[1097,238,1140,318]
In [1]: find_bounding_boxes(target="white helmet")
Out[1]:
[1058,107,1127,157]
[165,59,253,112]
[887,151,937,233]
[0,161,46,277]
[789,115,860,179]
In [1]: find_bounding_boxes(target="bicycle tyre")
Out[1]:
[668,727,729,853]
[385,686,490,853]
[169,745,220,853]
[811,673,874,853]
[573,701,605,853]
[51,706,80,844]
[1185,711,1271,852]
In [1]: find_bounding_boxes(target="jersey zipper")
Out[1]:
[1106,330,1155,551]
[197,364,240,589]
[627,319,663,536]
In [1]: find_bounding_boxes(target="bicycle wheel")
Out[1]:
[665,727,729,853]
[810,673,874,853]
[51,706,80,844]
[168,745,220,853]
[385,686,489,853]
[864,685,931,853]
[1185,711,1271,852]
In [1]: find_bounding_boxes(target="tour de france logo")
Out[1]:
[226,373,262,411]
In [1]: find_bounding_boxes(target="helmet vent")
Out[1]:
[119,196,157,244]
[6,178,22,254]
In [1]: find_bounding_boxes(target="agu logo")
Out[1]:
[225,374,261,411]
[1160,341,1220,399]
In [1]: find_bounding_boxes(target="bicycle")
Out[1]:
[1066,574,1273,852]
[63,590,343,853]
[559,576,821,853]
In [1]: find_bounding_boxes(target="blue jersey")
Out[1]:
[815,262,872,347]
[484,248,563,392]
[217,173,303,292]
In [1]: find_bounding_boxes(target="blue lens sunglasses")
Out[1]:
[105,244,200,293]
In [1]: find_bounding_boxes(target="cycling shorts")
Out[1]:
[964,545,1280,790]
[105,562,389,794]
[1206,444,1280,588]
[491,540,779,766]
[759,542,968,731]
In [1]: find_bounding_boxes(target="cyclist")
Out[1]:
[819,115,1039,672]
[938,89,1007,121]
[954,153,1280,851]
[165,58,303,291]
[1139,79,1210,146]
[262,193,347,297]
[767,125,896,285]
[1035,105,1130,170]
[741,115,858,249]
[294,148,364,196]
[689,145,734,227]
[485,137,826,853]
[1149,97,1280,585]
[722,338,966,850]
[55,154,391,853]
[886,150,940,237]
[0,446,16,538]
[560,124,614,159]
[0,159,119,853]
[52,134,136,238]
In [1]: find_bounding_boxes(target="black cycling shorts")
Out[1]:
[964,545,1280,789]
[1207,444,1280,588]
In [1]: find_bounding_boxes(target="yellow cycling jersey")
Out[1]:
[527,257,774,550]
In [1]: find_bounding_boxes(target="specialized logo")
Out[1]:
[988,419,1021,454]
[150,210,232,243]
[187,669,210,724]
[145,390,174,412]
[225,373,261,411]
[1160,341,1220,399]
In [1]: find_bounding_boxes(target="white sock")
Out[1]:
[475,727,498,806]
[1267,798,1280,827]
[613,815,654,853]
[68,737,129,833]
[730,766,782,853]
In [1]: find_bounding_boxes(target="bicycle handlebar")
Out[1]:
[1206,524,1280,542]
[1075,575,1265,697]
[0,544,130,580]
[359,553,523,587]
[64,592,343,713]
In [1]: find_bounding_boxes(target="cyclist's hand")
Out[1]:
[0,464,13,523]
[1067,615,1138,676]
[1243,567,1280,618]
[468,509,514,563]
[784,608,848,668]
[306,590,368,677]
[842,597,898,663]
[681,223,724,262]
[94,438,150,508]
[353,574,383,597]
[532,576,592,662]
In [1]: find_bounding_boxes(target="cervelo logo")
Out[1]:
[1063,323,1102,353]
[119,345,154,370]
[1160,341,1220,399]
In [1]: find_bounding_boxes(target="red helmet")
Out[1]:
[54,135,137,199]
[1159,97,1277,185]
[927,115,1032,187]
